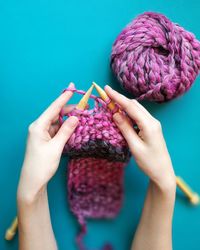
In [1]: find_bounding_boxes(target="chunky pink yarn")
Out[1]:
[60,87,130,250]
[111,12,200,102]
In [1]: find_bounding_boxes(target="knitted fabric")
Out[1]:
[111,12,200,102]
[60,87,130,250]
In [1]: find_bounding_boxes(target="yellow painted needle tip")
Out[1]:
[92,82,116,110]
[76,85,94,110]
[5,217,18,241]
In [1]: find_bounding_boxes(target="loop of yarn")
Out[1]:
[62,86,104,105]
[61,87,131,250]
[111,12,200,102]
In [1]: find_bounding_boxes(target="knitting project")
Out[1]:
[59,87,131,250]
[111,12,200,102]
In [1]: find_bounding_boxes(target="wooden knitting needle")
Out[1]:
[92,83,200,205]
[5,217,18,240]
[92,82,116,111]
[176,176,200,205]
[76,85,94,110]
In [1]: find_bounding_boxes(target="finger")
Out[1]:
[50,103,89,136]
[51,104,76,123]
[61,103,89,116]
[49,103,79,136]
[113,112,143,150]
[130,99,154,119]
[104,85,153,129]
[56,103,89,124]
[62,104,76,115]
[52,116,79,150]
[37,83,75,128]
[49,124,60,137]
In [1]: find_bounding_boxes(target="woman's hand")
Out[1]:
[105,86,176,250]
[17,83,79,203]
[17,83,79,250]
[105,85,176,192]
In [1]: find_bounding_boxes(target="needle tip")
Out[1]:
[190,193,200,205]
[76,85,94,110]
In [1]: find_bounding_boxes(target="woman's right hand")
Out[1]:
[105,85,176,192]
[17,83,79,204]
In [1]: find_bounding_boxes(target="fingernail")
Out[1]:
[113,112,124,124]
[68,82,74,88]
[105,85,111,90]
[68,116,79,127]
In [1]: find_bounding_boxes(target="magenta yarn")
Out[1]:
[111,12,200,102]
[60,87,130,250]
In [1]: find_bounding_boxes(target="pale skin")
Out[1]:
[17,83,176,250]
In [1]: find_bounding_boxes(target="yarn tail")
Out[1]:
[102,243,113,250]
[76,217,87,250]
[76,217,114,250]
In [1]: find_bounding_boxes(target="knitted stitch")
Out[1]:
[60,87,131,250]
[111,12,200,102]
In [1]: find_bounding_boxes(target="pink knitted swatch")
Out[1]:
[111,12,200,102]
[60,87,130,250]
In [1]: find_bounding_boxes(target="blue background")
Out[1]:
[0,0,200,249]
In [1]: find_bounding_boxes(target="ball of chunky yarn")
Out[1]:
[111,12,200,102]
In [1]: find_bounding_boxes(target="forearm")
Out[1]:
[15,86,78,250]
[131,180,176,250]
[17,187,57,250]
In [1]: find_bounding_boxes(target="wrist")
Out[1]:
[17,183,47,207]
[150,175,176,198]
[17,161,48,206]
[150,161,176,196]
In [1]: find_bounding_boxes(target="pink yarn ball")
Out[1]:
[111,12,200,102]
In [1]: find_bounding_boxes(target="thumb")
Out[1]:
[113,112,141,149]
[52,116,79,150]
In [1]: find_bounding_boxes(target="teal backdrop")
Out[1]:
[0,0,200,249]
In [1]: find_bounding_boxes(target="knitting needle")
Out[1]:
[76,85,94,110]
[176,176,200,205]
[5,217,18,240]
[92,82,116,111]
[92,83,200,205]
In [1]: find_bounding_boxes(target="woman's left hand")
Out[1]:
[17,83,79,203]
